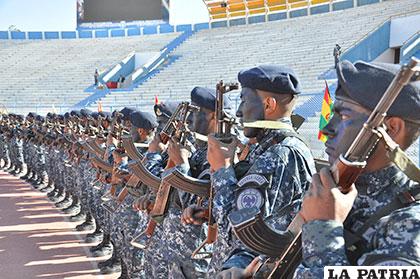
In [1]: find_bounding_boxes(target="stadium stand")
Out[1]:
[0,33,179,115]
[95,0,419,108]
[0,0,418,163]
[91,0,419,161]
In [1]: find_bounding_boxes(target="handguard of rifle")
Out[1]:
[228,207,295,258]
[164,169,210,198]
[330,155,365,193]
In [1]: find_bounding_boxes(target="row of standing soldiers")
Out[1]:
[0,60,419,279]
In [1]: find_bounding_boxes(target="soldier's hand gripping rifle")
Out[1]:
[177,80,239,259]
[229,57,420,279]
[130,102,198,249]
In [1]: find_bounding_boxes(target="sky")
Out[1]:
[0,0,209,31]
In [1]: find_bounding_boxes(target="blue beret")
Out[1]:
[80,109,92,117]
[191,86,232,111]
[91,112,99,120]
[70,110,82,118]
[336,60,420,121]
[120,107,136,121]
[238,64,301,95]
[27,112,37,118]
[130,111,158,130]
[154,101,181,118]
[35,115,44,122]
[64,112,71,119]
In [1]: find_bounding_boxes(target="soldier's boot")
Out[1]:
[26,170,35,182]
[97,247,117,268]
[48,186,60,200]
[63,196,81,215]
[51,187,66,203]
[15,164,24,175]
[75,212,94,230]
[55,192,72,208]
[70,207,87,222]
[31,173,42,188]
[90,233,108,253]
[40,180,54,193]
[6,163,15,172]
[85,221,103,243]
[37,174,49,191]
[15,164,25,176]
[91,234,113,257]
[100,255,121,274]
[10,166,18,175]
[8,164,17,174]
[117,260,129,279]
[20,167,31,180]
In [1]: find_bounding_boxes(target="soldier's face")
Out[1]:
[322,98,370,164]
[236,87,265,138]
[191,107,213,135]
[130,126,141,142]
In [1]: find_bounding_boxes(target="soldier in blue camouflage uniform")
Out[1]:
[295,60,420,277]
[0,114,10,169]
[9,114,25,176]
[85,111,110,243]
[129,101,180,278]
[112,110,158,278]
[187,65,316,278]
[151,87,229,279]
[97,107,136,275]
[20,113,36,180]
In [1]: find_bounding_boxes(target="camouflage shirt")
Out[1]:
[209,120,316,274]
[295,165,420,278]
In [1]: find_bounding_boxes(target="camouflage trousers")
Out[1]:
[162,208,208,279]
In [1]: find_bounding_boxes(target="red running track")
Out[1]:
[0,171,117,279]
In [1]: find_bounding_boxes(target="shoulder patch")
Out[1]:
[238,174,269,188]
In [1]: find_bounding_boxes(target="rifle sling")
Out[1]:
[377,127,420,182]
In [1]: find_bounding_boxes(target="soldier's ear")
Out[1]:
[264,96,277,115]
[385,117,405,145]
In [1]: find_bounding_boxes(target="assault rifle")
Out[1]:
[130,102,198,249]
[230,57,420,278]
[188,80,239,259]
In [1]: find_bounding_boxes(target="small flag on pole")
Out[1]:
[318,81,333,143]
[155,95,160,105]
[98,101,103,112]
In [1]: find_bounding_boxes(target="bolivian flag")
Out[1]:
[318,81,333,142]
